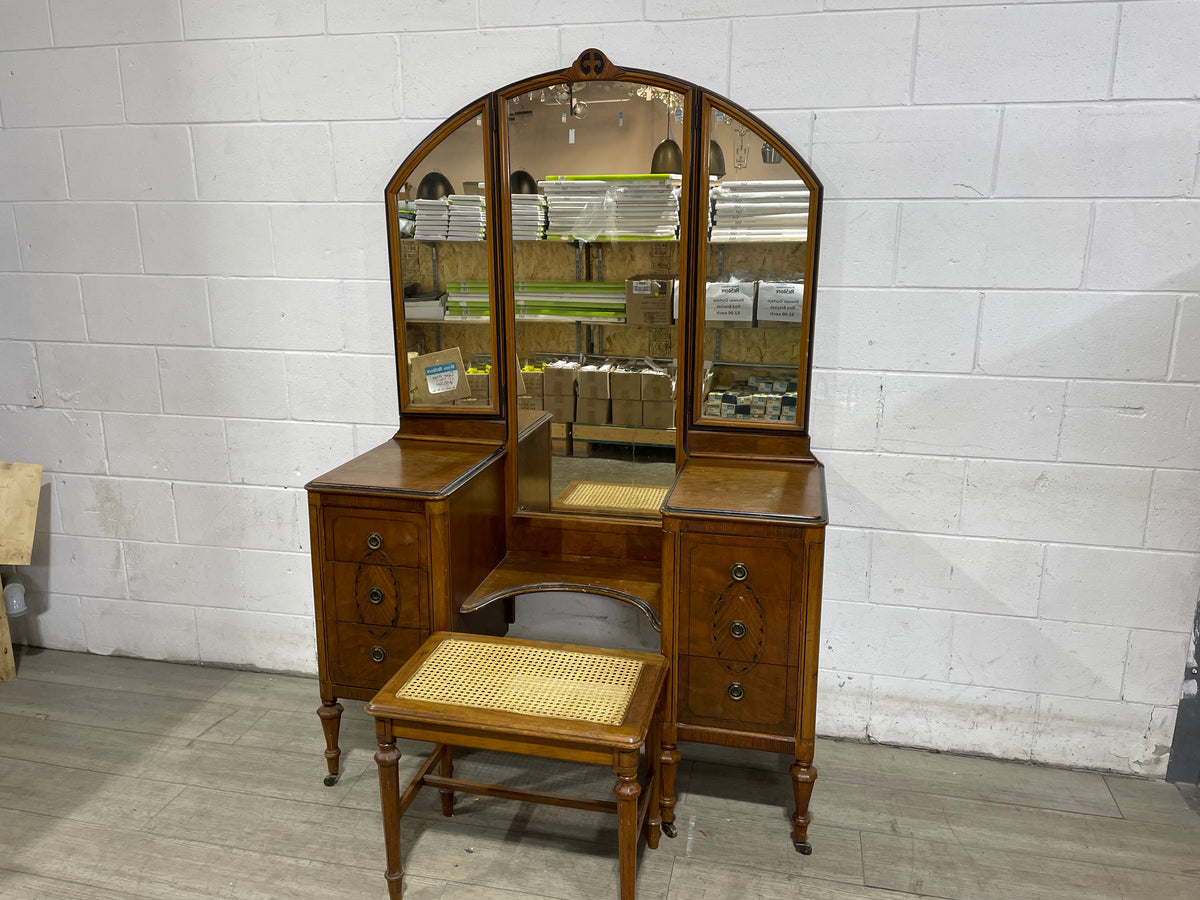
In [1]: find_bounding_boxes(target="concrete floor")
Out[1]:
[1,647,1198,900]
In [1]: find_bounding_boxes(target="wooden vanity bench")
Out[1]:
[366,632,669,900]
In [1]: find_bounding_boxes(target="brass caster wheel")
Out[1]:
[662,821,677,839]
[323,772,340,786]
[794,840,812,855]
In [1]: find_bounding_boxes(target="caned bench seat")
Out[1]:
[366,632,671,900]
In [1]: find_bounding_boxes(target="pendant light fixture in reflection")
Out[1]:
[416,171,454,200]
[761,141,783,164]
[651,108,728,178]
[709,139,726,178]
[651,106,681,175]
[510,170,538,194]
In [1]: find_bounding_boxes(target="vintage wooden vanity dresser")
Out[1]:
[306,48,827,852]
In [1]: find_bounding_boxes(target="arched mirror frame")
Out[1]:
[683,92,823,460]
[384,97,508,444]
[381,49,822,511]
[492,55,699,493]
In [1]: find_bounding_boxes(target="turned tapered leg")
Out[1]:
[438,745,455,817]
[790,760,817,854]
[375,722,404,899]
[614,749,642,900]
[645,703,663,849]
[318,698,343,786]
[659,722,680,839]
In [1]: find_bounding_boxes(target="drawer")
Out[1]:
[327,510,423,568]
[331,562,426,629]
[328,621,427,690]
[678,655,796,735]
[682,535,796,669]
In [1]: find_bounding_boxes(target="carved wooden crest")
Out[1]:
[568,48,622,81]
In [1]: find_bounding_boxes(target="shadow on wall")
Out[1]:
[811,277,1198,774]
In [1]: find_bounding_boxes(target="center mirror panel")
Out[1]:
[505,79,687,520]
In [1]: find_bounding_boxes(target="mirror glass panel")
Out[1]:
[506,80,685,519]
[391,104,497,411]
[696,101,813,428]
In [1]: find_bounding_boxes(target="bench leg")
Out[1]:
[438,745,455,817]
[375,721,405,899]
[614,749,641,900]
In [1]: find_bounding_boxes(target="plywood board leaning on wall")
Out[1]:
[0,460,43,681]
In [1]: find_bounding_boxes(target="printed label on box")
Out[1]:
[757,282,804,323]
[543,361,580,395]
[577,365,611,399]
[425,362,459,393]
[411,347,471,403]
[610,370,642,400]
[632,279,669,295]
[626,295,672,325]
[642,400,675,428]
[612,398,642,426]
[641,370,674,402]
[576,397,611,424]
[705,281,755,322]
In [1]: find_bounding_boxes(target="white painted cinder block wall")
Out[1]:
[1,1,1197,776]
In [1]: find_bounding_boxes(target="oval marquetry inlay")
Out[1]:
[710,577,766,674]
[355,561,402,626]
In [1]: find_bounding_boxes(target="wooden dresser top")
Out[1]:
[306,438,503,498]
[663,457,826,524]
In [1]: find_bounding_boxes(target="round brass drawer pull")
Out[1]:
[729,620,747,639]
[366,532,383,550]
[370,645,387,663]
[368,587,384,604]
[727,682,745,701]
[730,562,749,582]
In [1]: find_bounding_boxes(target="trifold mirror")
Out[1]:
[384,50,821,521]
